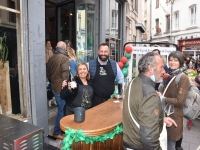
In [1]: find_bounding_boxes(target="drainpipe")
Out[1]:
[170,0,174,43]
[150,0,152,41]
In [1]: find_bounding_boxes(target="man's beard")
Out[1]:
[98,54,109,61]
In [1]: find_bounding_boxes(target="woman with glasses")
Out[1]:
[60,63,93,115]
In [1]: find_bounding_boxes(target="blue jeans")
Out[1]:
[52,90,66,135]
[167,139,176,150]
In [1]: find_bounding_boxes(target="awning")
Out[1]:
[135,23,145,33]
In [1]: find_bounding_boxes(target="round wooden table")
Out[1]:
[60,98,123,150]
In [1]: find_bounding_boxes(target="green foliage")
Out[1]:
[0,33,8,67]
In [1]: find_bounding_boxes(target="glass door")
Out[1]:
[76,4,95,63]
[56,2,75,48]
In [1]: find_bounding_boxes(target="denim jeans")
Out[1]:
[52,90,66,135]
[168,139,176,150]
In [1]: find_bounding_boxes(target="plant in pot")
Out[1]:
[0,33,8,67]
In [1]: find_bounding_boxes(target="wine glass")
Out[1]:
[164,104,174,116]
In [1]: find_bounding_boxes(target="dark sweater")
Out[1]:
[60,76,92,105]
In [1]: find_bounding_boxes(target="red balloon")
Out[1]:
[125,46,132,53]
[117,62,124,69]
[121,57,128,64]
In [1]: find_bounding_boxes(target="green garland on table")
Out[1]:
[61,124,123,150]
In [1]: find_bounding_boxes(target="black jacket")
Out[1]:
[60,76,92,105]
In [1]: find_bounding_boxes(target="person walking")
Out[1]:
[123,52,177,150]
[88,43,124,107]
[46,41,70,140]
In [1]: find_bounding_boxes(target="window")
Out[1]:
[166,15,170,32]
[156,0,159,8]
[174,11,179,29]
[8,0,16,23]
[131,0,138,13]
[155,19,159,32]
[190,5,196,26]
[144,20,147,30]
[135,0,138,12]
[112,10,118,28]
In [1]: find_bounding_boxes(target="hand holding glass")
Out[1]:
[164,104,174,116]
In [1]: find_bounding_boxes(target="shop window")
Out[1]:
[105,0,122,61]
[174,11,179,29]
[190,5,196,26]
[166,15,170,32]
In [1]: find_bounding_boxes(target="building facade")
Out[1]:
[126,0,145,44]
[143,0,200,53]
[0,0,127,143]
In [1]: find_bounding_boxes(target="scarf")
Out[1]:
[164,67,186,87]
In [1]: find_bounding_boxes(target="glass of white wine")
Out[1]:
[164,104,174,116]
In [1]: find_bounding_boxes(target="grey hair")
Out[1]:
[138,52,159,73]
[56,41,66,50]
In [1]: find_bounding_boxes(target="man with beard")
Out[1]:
[88,43,124,107]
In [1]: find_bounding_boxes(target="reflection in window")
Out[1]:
[76,4,95,63]
[112,10,118,28]
[105,0,121,62]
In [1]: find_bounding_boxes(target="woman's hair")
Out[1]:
[168,51,184,67]
[138,52,157,73]
[64,40,72,47]
[67,47,77,61]
[76,62,90,80]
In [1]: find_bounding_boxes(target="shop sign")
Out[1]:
[132,47,176,55]
[180,40,200,46]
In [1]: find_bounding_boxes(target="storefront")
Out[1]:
[0,0,127,144]
[45,0,127,62]
[178,38,200,59]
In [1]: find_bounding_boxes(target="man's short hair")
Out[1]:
[99,43,109,49]
[138,52,159,73]
[152,49,160,55]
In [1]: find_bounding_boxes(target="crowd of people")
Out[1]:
[46,40,124,140]
[46,40,199,150]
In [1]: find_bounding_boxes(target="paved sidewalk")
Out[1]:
[182,117,200,150]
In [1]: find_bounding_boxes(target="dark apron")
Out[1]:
[92,60,115,107]
[66,84,93,115]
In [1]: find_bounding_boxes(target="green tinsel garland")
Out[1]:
[61,124,123,150]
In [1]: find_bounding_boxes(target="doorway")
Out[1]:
[45,1,75,49]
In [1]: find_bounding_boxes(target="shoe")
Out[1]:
[53,134,64,140]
